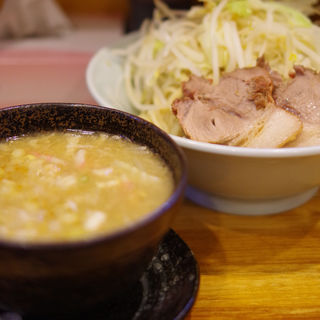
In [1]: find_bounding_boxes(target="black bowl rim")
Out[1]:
[0,103,187,251]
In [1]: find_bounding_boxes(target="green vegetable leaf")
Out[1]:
[226,0,252,17]
[273,3,312,27]
[153,39,164,58]
[80,175,89,183]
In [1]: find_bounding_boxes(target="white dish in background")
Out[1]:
[86,32,139,114]
[86,33,320,215]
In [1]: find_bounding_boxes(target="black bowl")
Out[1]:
[0,103,187,317]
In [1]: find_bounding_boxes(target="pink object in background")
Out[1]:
[0,50,97,108]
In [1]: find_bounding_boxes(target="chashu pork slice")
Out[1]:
[172,97,249,145]
[172,66,302,148]
[274,65,320,147]
[256,56,284,93]
[182,75,214,99]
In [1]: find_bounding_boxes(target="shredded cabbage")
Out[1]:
[113,0,320,135]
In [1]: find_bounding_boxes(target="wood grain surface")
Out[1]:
[172,192,320,320]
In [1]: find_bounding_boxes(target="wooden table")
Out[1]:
[172,192,320,320]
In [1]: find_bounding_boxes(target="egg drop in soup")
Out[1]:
[0,131,174,242]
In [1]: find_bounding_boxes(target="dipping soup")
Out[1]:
[0,131,174,242]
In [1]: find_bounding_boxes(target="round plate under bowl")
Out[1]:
[186,186,319,215]
[0,229,199,320]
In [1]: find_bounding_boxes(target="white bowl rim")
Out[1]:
[173,135,320,158]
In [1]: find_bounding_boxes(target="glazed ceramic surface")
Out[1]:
[0,229,199,320]
[0,103,187,317]
[86,33,320,215]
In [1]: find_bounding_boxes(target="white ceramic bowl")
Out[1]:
[86,33,320,215]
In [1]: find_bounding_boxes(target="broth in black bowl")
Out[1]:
[0,131,174,242]
[0,103,186,317]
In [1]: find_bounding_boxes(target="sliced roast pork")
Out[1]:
[256,56,284,92]
[274,65,320,147]
[172,66,302,148]
[182,75,214,98]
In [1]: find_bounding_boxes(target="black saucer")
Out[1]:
[0,229,199,320]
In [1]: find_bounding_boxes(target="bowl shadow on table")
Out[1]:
[172,200,226,273]
[173,195,320,275]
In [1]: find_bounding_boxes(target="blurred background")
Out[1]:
[50,0,196,32]
[0,0,318,36]
[0,0,197,108]
[0,0,197,34]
